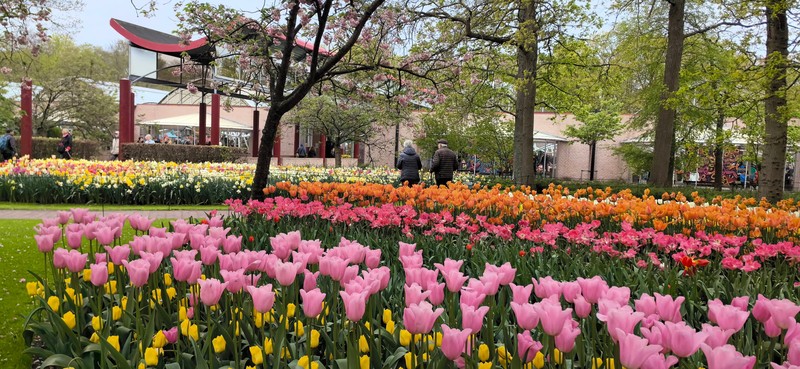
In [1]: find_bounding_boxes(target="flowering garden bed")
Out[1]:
[20,181,800,369]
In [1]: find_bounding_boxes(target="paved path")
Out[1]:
[0,209,226,220]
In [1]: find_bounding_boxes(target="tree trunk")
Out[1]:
[759,0,789,203]
[335,140,342,167]
[713,113,724,191]
[251,109,283,200]
[589,140,597,181]
[513,0,537,186]
[649,0,685,187]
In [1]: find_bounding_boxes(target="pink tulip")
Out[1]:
[434,259,463,275]
[139,251,164,273]
[298,239,324,264]
[790,340,800,365]
[34,234,55,253]
[708,299,750,332]
[440,324,472,360]
[509,283,533,305]
[641,354,679,369]
[220,269,248,293]
[511,302,540,330]
[300,288,326,318]
[441,269,469,293]
[169,233,186,249]
[573,295,592,318]
[247,284,275,313]
[270,231,301,260]
[655,293,684,322]
[199,246,219,266]
[489,262,516,285]
[786,322,800,346]
[577,276,609,304]
[461,303,490,332]
[428,282,445,305]
[533,276,562,299]
[617,328,664,369]
[95,253,106,263]
[340,265,360,286]
[405,284,431,307]
[731,296,750,311]
[340,290,368,322]
[753,294,772,323]
[94,226,116,246]
[636,293,657,316]
[90,262,108,286]
[766,318,783,338]
[189,233,206,250]
[207,215,224,228]
[604,286,631,306]
[664,321,707,357]
[398,242,416,257]
[208,226,230,240]
[122,259,150,287]
[771,363,800,369]
[555,320,581,353]
[460,288,487,308]
[56,211,71,225]
[404,301,443,334]
[400,252,424,269]
[198,278,227,306]
[479,272,501,296]
[70,208,91,224]
[66,230,83,249]
[700,344,756,369]
[517,330,543,363]
[222,235,242,254]
[320,255,349,281]
[163,327,178,344]
[561,281,581,303]
[64,250,88,273]
[765,299,800,330]
[364,248,381,269]
[53,248,68,268]
[701,324,736,348]
[303,270,319,291]
[535,297,574,336]
[104,245,130,265]
[274,260,302,286]
[597,306,644,342]
[171,257,202,284]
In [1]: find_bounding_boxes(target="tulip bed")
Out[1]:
[0,158,490,205]
[20,179,800,369]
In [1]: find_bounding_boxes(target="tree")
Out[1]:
[289,91,406,167]
[562,103,624,181]
[172,0,435,199]
[408,0,597,185]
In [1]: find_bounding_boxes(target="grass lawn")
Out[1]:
[0,218,175,368]
[0,202,228,211]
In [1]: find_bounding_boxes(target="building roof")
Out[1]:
[139,113,251,131]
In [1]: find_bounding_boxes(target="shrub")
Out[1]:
[122,143,247,163]
[9,137,103,160]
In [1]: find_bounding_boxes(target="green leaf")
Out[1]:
[98,337,132,369]
[41,353,77,368]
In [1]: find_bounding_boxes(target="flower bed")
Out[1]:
[0,158,491,204]
[22,203,800,369]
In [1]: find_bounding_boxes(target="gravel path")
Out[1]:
[0,209,224,220]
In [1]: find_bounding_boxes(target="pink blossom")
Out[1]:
[121,258,150,287]
[300,288,326,318]
[340,290,368,322]
[405,283,431,307]
[573,295,592,319]
[534,297,574,336]
[708,299,750,332]
[90,263,108,286]
[517,331,543,363]
[533,276,562,299]
[197,278,227,306]
[664,321,707,357]
[34,234,54,253]
[617,329,664,369]
[460,303,489,332]
[577,276,609,304]
[511,302,540,330]
[700,344,756,369]
[247,284,275,313]
[440,324,472,360]
[597,306,645,342]
[701,324,736,348]
[555,320,581,353]
[403,301,443,334]
[655,293,684,322]
[509,283,534,305]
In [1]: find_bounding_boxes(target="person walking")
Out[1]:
[396,140,422,186]
[110,130,120,160]
[297,143,307,158]
[58,128,73,159]
[430,138,458,186]
[0,129,16,162]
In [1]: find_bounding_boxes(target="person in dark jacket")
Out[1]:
[58,128,73,159]
[430,138,458,186]
[396,140,422,186]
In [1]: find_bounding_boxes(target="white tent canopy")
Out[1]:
[139,114,251,131]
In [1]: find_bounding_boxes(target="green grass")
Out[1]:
[0,218,175,368]
[0,202,228,211]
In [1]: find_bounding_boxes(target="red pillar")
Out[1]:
[320,134,327,167]
[198,101,207,145]
[119,79,131,158]
[20,79,32,157]
[129,92,135,143]
[252,109,260,157]
[273,132,282,165]
[353,141,360,160]
[211,93,220,145]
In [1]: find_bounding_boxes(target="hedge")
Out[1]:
[121,143,247,163]
[10,137,102,159]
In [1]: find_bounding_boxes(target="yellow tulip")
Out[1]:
[180,319,191,336]
[298,355,319,369]
[254,312,264,328]
[152,330,167,349]
[592,358,617,369]
[533,351,545,368]
[166,287,176,300]
[264,337,274,355]
[25,282,38,296]
[144,347,159,366]
[107,262,114,274]
[82,269,92,282]
[360,355,370,369]
[104,281,117,294]
[404,352,415,368]
[295,320,305,336]
[435,332,442,347]
[399,329,411,346]
[179,306,187,321]
[112,306,122,320]
[281,347,292,359]
[62,311,76,329]
[121,296,128,310]
[47,296,60,312]
[91,316,103,331]
[478,362,493,369]
[310,329,320,349]
[287,303,296,318]
[188,324,199,341]
[213,335,226,354]
[163,273,172,286]
[90,332,100,343]
[359,335,370,353]
[478,343,490,361]
[382,309,393,324]
[553,349,563,365]
[386,320,396,334]
[108,335,121,352]
[250,346,264,365]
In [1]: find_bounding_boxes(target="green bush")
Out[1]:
[122,143,247,163]
[10,137,102,159]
